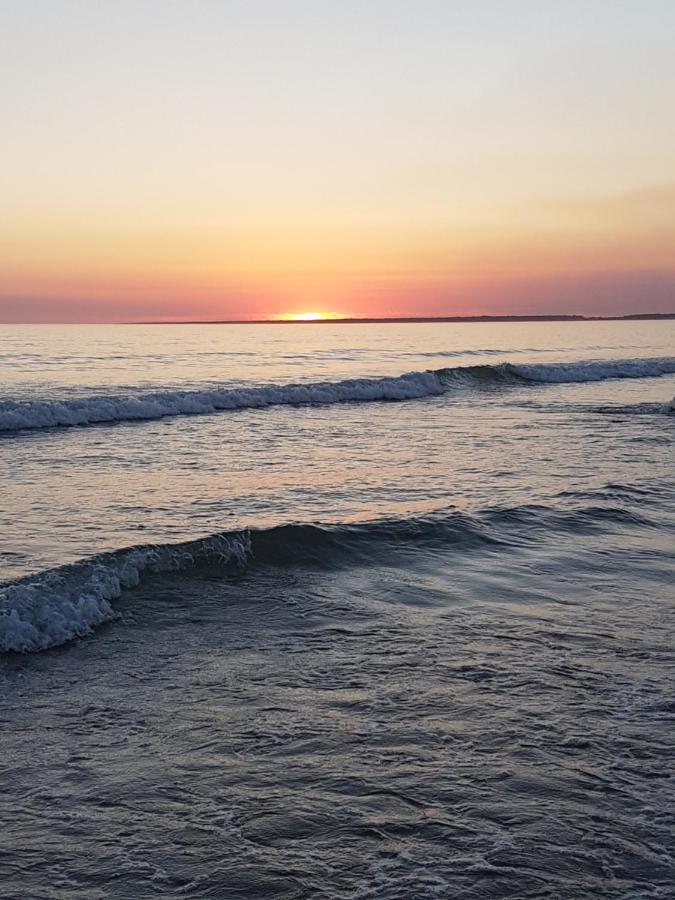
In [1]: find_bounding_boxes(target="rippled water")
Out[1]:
[1,321,674,898]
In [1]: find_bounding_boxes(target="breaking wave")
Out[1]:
[0,534,251,654]
[0,371,443,433]
[501,356,675,384]
[1,502,661,654]
[438,356,675,386]
[1,356,674,434]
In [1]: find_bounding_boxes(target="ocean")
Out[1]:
[1,320,674,898]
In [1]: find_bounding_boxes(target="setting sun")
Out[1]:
[278,311,347,322]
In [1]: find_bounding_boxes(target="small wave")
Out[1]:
[1,503,661,654]
[413,348,522,358]
[0,535,251,654]
[438,356,675,387]
[0,515,497,653]
[592,401,675,416]
[0,371,443,433]
[508,357,675,384]
[2,356,674,434]
[556,481,672,506]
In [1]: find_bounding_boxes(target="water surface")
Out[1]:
[1,321,674,898]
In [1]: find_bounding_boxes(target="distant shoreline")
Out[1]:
[134,313,675,325]
[3,312,674,326]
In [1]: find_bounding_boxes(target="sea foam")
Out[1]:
[0,535,250,653]
[507,357,675,383]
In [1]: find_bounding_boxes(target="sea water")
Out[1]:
[1,321,674,898]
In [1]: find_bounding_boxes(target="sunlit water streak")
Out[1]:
[1,321,674,898]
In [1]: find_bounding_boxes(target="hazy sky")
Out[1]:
[1,0,674,321]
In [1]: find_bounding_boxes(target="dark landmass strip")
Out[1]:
[137,313,675,325]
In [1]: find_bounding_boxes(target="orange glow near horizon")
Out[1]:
[2,215,673,322]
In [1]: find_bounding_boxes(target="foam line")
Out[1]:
[0,371,443,433]
[1,357,674,434]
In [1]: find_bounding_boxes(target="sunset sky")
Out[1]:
[1,1,674,322]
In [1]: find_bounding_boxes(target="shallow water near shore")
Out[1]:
[1,321,674,897]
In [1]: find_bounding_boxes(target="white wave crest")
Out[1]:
[1,357,673,435]
[0,535,250,653]
[510,357,675,384]
[0,371,443,433]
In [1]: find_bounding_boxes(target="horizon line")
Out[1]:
[120,311,675,325]
[2,312,674,326]
[135,310,675,325]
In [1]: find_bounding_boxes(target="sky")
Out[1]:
[1,0,674,322]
